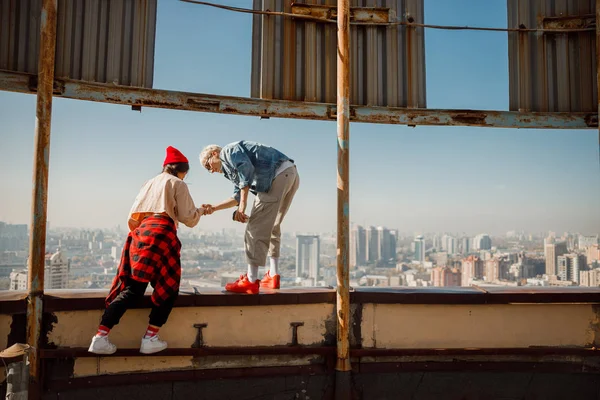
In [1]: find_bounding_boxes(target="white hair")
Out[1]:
[199,144,222,167]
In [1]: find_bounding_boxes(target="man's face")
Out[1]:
[205,151,223,174]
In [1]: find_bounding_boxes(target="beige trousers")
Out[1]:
[245,166,300,267]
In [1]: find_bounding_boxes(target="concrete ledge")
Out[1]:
[2,286,600,315]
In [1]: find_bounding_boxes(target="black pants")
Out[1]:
[100,278,176,329]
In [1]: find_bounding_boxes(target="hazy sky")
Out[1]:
[0,0,598,236]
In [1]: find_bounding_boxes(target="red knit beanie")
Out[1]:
[163,146,189,166]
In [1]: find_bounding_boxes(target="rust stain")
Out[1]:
[584,114,599,127]
[451,112,488,126]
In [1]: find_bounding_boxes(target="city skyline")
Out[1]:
[1,0,599,235]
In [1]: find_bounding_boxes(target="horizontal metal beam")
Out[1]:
[291,3,394,23]
[0,70,597,129]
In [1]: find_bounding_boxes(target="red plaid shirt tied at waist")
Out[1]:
[106,215,182,307]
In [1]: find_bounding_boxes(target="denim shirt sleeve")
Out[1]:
[229,144,255,190]
[231,185,241,204]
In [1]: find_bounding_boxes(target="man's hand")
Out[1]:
[201,204,215,215]
[233,210,249,223]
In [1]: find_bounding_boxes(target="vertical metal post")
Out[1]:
[335,0,351,398]
[597,0,600,173]
[27,0,57,398]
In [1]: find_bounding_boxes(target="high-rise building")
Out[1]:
[545,240,568,276]
[485,258,500,283]
[460,237,471,254]
[296,235,320,279]
[45,248,69,289]
[580,269,600,287]
[350,225,367,268]
[579,235,599,249]
[388,230,397,264]
[446,236,457,255]
[461,256,484,286]
[556,253,587,283]
[414,235,425,263]
[377,227,390,262]
[10,248,69,290]
[473,234,492,251]
[433,235,442,251]
[366,227,378,263]
[431,267,461,287]
[587,245,600,264]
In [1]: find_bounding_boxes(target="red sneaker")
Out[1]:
[260,272,281,289]
[225,275,260,294]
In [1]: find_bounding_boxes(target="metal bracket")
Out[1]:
[291,3,395,24]
[540,14,595,31]
[192,323,208,348]
[289,322,304,346]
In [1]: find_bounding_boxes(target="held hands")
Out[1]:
[233,202,249,223]
[201,204,215,215]
[232,210,249,223]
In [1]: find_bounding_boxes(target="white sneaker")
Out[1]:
[88,335,117,355]
[140,335,168,354]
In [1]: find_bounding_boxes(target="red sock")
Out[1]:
[96,325,110,337]
[144,325,159,339]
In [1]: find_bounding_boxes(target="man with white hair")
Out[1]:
[199,141,299,294]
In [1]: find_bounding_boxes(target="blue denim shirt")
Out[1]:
[220,141,293,203]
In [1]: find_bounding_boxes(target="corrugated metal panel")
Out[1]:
[251,0,426,108]
[0,0,157,88]
[507,0,597,112]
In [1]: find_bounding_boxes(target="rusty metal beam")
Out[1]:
[597,0,600,175]
[335,0,351,399]
[27,0,57,399]
[542,14,595,31]
[0,70,597,130]
[291,2,393,24]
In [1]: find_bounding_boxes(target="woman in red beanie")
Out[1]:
[88,146,204,355]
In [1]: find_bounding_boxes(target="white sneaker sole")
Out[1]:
[88,346,117,355]
[140,344,168,354]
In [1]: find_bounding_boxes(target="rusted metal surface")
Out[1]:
[597,0,600,170]
[290,3,394,23]
[542,14,596,30]
[336,0,351,378]
[251,0,426,107]
[1,70,596,129]
[26,1,56,398]
[0,0,157,87]
[508,0,598,112]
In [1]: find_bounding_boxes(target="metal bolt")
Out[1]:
[192,323,208,348]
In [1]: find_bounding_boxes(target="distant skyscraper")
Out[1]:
[485,258,500,283]
[296,235,320,279]
[545,240,568,276]
[461,256,484,286]
[366,227,378,263]
[446,236,457,255]
[473,234,492,251]
[461,237,471,254]
[433,235,442,251]
[414,235,425,263]
[579,235,599,249]
[431,267,461,287]
[350,225,367,268]
[11,248,69,290]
